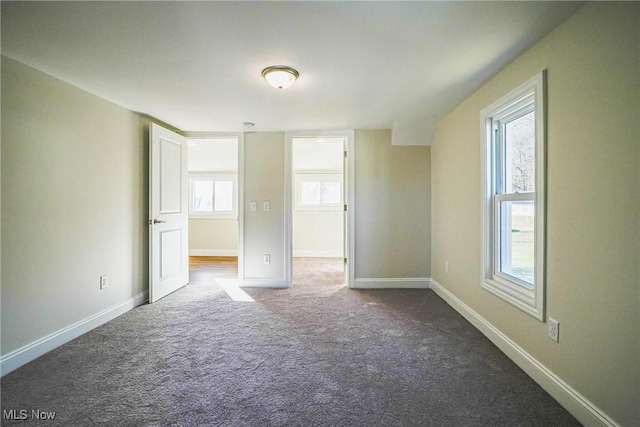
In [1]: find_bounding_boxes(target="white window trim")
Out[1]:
[294,171,343,211]
[189,172,238,219]
[480,70,546,321]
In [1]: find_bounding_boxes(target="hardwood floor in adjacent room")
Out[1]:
[188,256,345,286]
[189,256,238,285]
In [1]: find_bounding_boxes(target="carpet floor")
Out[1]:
[1,259,580,426]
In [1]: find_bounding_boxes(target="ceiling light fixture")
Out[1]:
[261,65,299,90]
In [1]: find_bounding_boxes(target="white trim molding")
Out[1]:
[353,277,430,289]
[240,278,288,289]
[429,279,619,427]
[189,249,238,257]
[480,70,547,321]
[0,292,148,377]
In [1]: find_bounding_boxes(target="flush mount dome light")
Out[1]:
[261,65,299,90]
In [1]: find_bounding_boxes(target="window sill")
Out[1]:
[481,278,544,321]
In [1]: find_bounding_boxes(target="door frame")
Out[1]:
[284,130,355,288]
[182,131,245,282]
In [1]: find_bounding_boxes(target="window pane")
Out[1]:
[321,181,341,204]
[504,111,535,193]
[214,181,233,211]
[193,180,213,212]
[300,181,321,205]
[499,200,535,286]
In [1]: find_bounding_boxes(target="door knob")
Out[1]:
[153,219,166,224]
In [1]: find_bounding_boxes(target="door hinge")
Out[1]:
[344,204,347,212]
[344,257,348,264]
[344,150,347,158]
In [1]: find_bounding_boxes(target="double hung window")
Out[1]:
[189,174,237,218]
[481,71,546,320]
[295,173,343,211]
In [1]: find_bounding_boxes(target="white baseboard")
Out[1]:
[293,250,343,258]
[240,278,289,289]
[429,279,618,427]
[189,249,238,256]
[352,277,430,289]
[0,292,148,377]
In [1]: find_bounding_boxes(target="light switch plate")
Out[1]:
[263,201,270,211]
[250,201,257,212]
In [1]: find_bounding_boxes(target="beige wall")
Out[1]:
[243,132,285,281]
[189,219,238,255]
[293,210,343,257]
[430,3,639,425]
[1,57,148,355]
[354,130,431,279]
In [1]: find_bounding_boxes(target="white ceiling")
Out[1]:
[1,1,583,143]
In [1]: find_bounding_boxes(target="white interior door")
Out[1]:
[149,123,189,303]
[343,139,349,285]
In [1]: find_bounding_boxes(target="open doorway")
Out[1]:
[186,136,241,285]
[291,137,345,286]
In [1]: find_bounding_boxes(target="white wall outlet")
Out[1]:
[548,318,559,343]
[263,254,271,264]
[263,200,270,211]
[445,261,449,274]
[100,275,109,290]
[250,201,257,212]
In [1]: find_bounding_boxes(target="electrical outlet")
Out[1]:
[263,254,271,265]
[548,318,559,343]
[100,275,109,290]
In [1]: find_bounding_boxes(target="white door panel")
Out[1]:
[160,228,183,279]
[150,123,189,303]
[160,138,183,213]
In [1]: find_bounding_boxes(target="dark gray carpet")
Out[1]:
[1,272,580,426]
